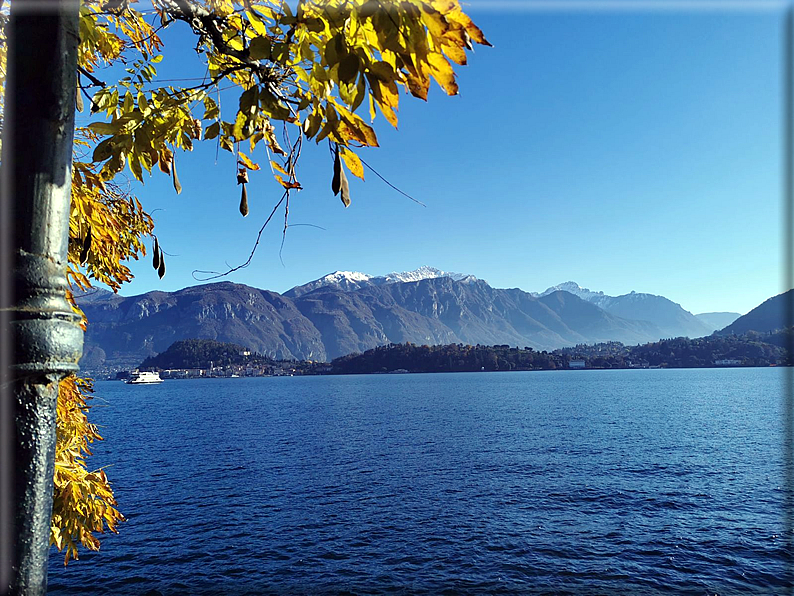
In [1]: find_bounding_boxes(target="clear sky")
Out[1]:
[89,2,789,315]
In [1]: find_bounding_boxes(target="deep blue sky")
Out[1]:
[87,3,787,315]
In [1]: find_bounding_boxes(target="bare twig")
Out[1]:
[78,66,106,88]
[359,157,426,207]
[191,190,288,281]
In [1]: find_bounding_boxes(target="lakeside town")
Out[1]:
[102,334,787,382]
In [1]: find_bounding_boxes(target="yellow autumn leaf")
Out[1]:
[270,160,288,175]
[237,151,260,171]
[340,147,365,180]
[427,52,458,95]
[378,101,398,128]
[442,42,467,66]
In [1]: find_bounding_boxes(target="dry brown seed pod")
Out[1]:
[172,156,182,194]
[332,146,342,196]
[152,237,160,270]
[339,167,350,207]
[157,250,166,279]
[240,184,249,217]
[80,227,92,264]
[159,152,172,175]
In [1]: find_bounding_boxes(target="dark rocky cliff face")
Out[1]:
[79,278,672,369]
[81,282,327,366]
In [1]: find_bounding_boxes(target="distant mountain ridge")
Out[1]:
[284,266,474,298]
[77,269,756,371]
[78,276,667,369]
[695,312,741,331]
[536,281,715,337]
[535,281,606,302]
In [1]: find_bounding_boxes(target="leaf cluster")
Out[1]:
[51,377,125,565]
[81,0,490,211]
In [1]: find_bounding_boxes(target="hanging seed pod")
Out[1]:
[236,168,249,185]
[239,184,249,217]
[159,151,172,175]
[157,249,166,279]
[192,118,203,140]
[331,145,342,196]
[76,88,84,113]
[172,155,182,194]
[152,237,160,270]
[80,227,92,264]
[339,166,350,208]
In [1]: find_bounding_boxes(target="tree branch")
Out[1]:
[77,66,106,88]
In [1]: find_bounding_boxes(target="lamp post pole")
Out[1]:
[0,1,83,594]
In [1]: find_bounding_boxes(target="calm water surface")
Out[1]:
[48,368,794,594]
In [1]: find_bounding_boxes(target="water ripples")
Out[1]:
[48,369,793,594]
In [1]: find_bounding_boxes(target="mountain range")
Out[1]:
[533,281,729,339]
[76,267,754,370]
[283,266,475,298]
[716,289,793,336]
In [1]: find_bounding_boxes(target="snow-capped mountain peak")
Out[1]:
[538,281,605,301]
[284,266,476,298]
[382,266,471,284]
[318,270,373,284]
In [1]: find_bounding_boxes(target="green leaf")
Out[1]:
[232,111,249,140]
[351,76,367,112]
[203,96,219,120]
[92,138,114,162]
[324,35,339,66]
[205,122,220,140]
[338,54,360,84]
[88,121,121,135]
[249,36,271,61]
[239,87,259,113]
[129,152,143,182]
[302,112,321,138]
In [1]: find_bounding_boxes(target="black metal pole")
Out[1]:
[0,1,83,594]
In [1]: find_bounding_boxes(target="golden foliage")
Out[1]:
[51,376,125,565]
[79,0,490,206]
[2,0,487,564]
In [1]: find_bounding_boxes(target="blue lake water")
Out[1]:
[48,368,793,594]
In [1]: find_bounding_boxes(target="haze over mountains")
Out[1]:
[76,267,751,370]
[533,281,737,339]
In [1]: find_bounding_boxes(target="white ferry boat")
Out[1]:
[126,371,163,384]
